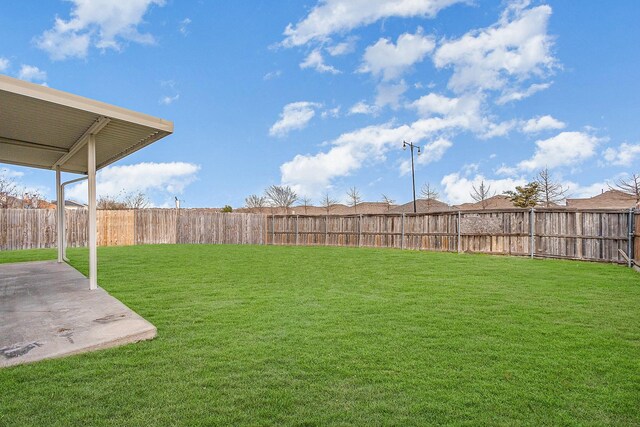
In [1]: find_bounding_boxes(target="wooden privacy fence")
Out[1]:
[0,209,265,250]
[267,208,639,265]
[0,207,638,266]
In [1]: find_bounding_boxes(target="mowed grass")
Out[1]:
[1,245,639,426]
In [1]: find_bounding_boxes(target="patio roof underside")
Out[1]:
[0,75,173,174]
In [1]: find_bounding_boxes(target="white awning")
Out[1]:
[0,74,173,174]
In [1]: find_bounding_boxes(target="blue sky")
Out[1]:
[1,0,638,207]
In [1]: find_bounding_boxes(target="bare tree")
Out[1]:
[21,190,46,209]
[420,182,439,211]
[536,167,567,207]
[245,194,267,211]
[320,192,337,215]
[264,185,298,214]
[123,191,150,209]
[381,194,395,212]
[97,194,127,210]
[471,180,495,209]
[0,173,20,208]
[346,186,362,213]
[300,196,312,214]
[610,173,640,202]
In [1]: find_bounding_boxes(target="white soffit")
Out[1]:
[0,74,174,174]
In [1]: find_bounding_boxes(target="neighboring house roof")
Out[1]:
[239,202,397,215]
[388,199,453,213]
[456,195,515,210]
[565,189,636,209]
[51,199,88,208]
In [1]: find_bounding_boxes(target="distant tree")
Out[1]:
[420,182,439,211]
[320,192,337,215]
[381,194,395,211]
[470,180,495,209]
[536,167,567,207]
[245,194,267,211]
[505,182,541,208]
[97,194,127,210]
[300,196,312,214]
[123,191,149,209]
[346,186,362,213]
[21,190,45,209]
[221,205,233,213]
[264,185,298,214]
[0,173,20,208]
[610,173,640,202]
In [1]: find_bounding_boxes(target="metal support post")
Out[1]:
[87,134,97,290]
[56,166,63,263]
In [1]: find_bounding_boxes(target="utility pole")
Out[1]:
[403,141,421,213]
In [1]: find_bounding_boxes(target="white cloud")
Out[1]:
[0,167,25,178]
[359,29,435,80]
[269,101,321,137]
[399,138,452,175]
[66,162,200,204]
[179,18,191,36]
[159,94,179,105]
[495,164,519,176]
[348,101,379,115]
[263,70,282,80]
[517,131,600,171]
[281,122,414,196]
[496,82,551,104]
[282,0,464,47]
[300,49,340,74]
[433,3,555,94]
[375,81,407,109]
[18,65,47,83]
[521,114,565,133]
[481,120,517,139]
[440,172,526,204]
[37,0,165,60]
[321,106,341,118]
[602,143,640,166]
[280,110,482,195]
[326,37,357,56]
[0,57,9,72]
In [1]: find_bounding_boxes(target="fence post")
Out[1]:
[271,215,275,245]
[457,210,461,254]
[325,215,328,246]
[295,215,299,246]
[628,208,634,268]
[401,213,405,250]
[530,208,535,258]
[359,214,362,247]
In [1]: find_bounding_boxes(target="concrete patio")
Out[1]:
[0,261,156,368]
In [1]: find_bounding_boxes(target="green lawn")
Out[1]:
[1,245,639,426]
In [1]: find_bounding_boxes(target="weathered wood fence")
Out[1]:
[0,209,266,250]
[267,208,639,265]
[0,208,638,266]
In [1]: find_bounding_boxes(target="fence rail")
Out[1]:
[0,208,637,266]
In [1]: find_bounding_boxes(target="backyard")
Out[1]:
[1,245,639,425]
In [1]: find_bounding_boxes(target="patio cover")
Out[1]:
[0,74,174,289]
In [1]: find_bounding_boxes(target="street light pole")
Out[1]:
[403,141,421,213]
